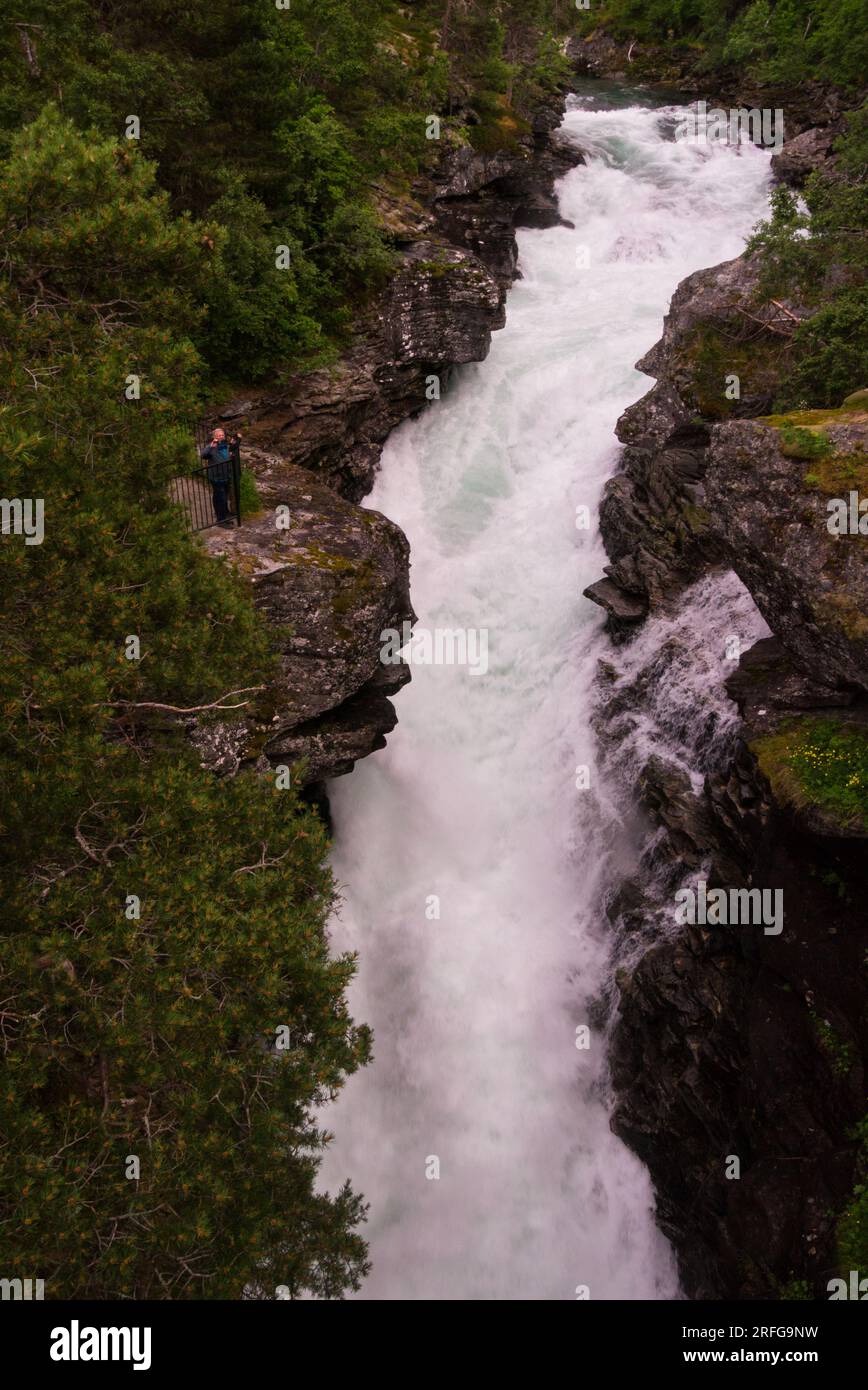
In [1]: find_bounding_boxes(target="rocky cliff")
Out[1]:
[193,99,583,792]
[190,452,413,787]
[585,200,868,1295]
[216,110,583,504]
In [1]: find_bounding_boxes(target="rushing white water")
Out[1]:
[318,85,772,1300]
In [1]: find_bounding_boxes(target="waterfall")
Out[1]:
[317,83,772,1300]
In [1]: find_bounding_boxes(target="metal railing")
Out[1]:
[173,422,243,533]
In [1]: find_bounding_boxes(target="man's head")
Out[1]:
[211,427,226,443]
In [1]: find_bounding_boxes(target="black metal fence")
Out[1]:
[174,422,243,533]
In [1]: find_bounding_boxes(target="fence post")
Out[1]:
[231,438,242,528]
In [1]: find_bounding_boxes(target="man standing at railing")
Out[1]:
[200,426,234,527]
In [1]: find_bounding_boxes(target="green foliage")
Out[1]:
[783,290,868,409]
[747,187,814,300]
[779,1276,813,1299]
[754,720,868,832]
[2,756,371,1299]
[0,1,574,385]
[0,108,370,1298]
[584,0,868,89]
[810,1013,855,1077]
[838,1116,868,1274]
[777,423,834,458]
[0,111,267,715]
[746,106,868,409]
[200,178,324,381]
[723,0,868,89]
[238,468,263,518]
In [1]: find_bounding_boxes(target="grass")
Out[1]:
[752,718,868,832]
[777,423,834,460]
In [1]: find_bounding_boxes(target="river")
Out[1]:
[318,82,772,1300]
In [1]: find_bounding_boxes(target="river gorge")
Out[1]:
[316,83,775,1300]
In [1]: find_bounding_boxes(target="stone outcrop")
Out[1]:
[584,253,801,621]
[705,414,868,694]
[771,124,839,186]
[610,791,867,1298]
[428,120,583,283]
[190,449,413,786]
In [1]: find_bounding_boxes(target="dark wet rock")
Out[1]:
[638,755,729,874]
[583,577,648,625]
[725,637,855,737]
[608,702,868,1297]
[566,33,636,81]
[595,252,813,617]
[189,449,413,785]
[218,397,255,421]
[611,829,868,1299]
[419,129,584,283]
[431,146,519,199]
[771,125,839,187]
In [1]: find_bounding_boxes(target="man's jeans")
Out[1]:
[211,480,231,522]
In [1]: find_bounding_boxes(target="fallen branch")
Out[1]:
[736,306,796,337]
[103,685,265,715]
[769,298,800,322]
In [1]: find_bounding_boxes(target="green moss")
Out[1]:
[751,718,868,832]
[467,92,530,153]
[758,404,868,446]
[801,451,868,496]
[810,1012,855,1077]
[331,557,377,630]
[815,592,868,642]
[838,1116,868,1274]
[414,258,458,278]
[299,544,358,574]
[760,407,852,428]
[778,424,835,459]
[680,501,712,534]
